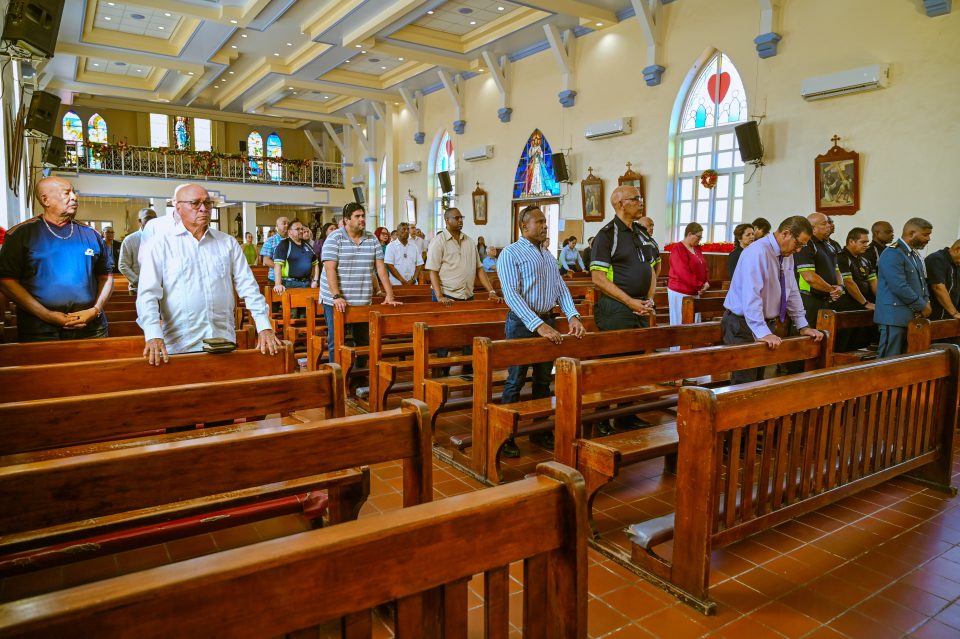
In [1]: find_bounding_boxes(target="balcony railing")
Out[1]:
[59,142,343,189]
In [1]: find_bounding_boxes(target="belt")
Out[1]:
[800,291,830,301]
[284,276,310,282]
[724,310,778,323]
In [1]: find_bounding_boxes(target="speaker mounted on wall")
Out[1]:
[352,186,365,205]
[42,135,64,167]
[734,121,764,165]
[238,140,247,153]
[24,90,61,139]
[1,0,65,60]
[552,152,570,183]
[437,170,453,194]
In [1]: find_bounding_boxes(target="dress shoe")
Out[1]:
[502,438,520,458]
[597,421,616,437]
[531,430,555,450]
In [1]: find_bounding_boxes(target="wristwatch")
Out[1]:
[333,293,344,300]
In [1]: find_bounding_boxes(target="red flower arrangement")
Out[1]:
[664,241,735,254]
[699,169,718,189]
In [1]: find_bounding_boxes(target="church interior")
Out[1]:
[0,0,958,637]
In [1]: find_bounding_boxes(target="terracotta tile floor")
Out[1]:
[3,393,958,639]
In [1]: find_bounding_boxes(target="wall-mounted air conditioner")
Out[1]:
[463,145,494,161]
[800,64,890,101]
[584,117,632,140]
[398,161,421,174]
[350,176,365,184]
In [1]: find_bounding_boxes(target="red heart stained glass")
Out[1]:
[706,72,730,104]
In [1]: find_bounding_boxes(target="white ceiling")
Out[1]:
[94,1,182,40]
[414,1,522,36]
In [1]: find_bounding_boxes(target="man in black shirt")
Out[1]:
[834,227,878,350]
[925,239,960,323]
[795,213,844,330]
[865,220,894,272]
[638,215,661,278]
[590,185,655,331]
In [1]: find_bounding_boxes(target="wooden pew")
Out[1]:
[277,287,317,344]
[680,295,726,324]
[0,463,587,639]
[0,367,362,571]
[369,306,513,411]
[475,323,725,482]
[0,342,295,403]
[0,398,432,584]
[0,326,256,367]
[2,320,144,343]
[561,337,825,519]
[908,317,960,352]
[625,346,959,613]
[817,308,877,365]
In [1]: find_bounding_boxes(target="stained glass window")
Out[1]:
[62,111,83,164]
[174,116,190,150]
[266,132,282,181]
[247,131,263,176]
[87,114,107,143]
[433,131,455,233]
[672,51,747,243]
[512,129,561,199]
[194,118,212,152]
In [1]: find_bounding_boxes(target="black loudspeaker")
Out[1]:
[352,186,365,204]
[239,140,247,152]
[735,121,763,163]
[553,152,569,182]
[24,90,60,138]
[437,170,452,194]
[42,135,64,167]
[1,0,64,59]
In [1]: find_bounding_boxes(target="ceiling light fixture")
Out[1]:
[229,71,235,74]
[497,6,504,10]
[288,86,294,90]
[345,59,351,63]
[164,12,171,17]
[355,44,361,48]
[157,26,165,30]
[214,85,219,88]
[188,71,195,75]
[93,63,100,66]
[595,22,602,27]
[107,1,115,4]
[360,50,366,54]
[380,66,386,69]
[230,19,238,24]
[286,42,292,46]
[398,57,404,61]
[469,20,476,25]
[104,16,111,21]
[273,52,280,56]
[427,10,434,14]
[241,33,247,38]
[231,45,237,48]
[323,95,329,99]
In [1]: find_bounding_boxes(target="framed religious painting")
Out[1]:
[618,161,645,201]
[404,191,417,224]
[472,182,488,225]
[815,136,860,215]
[581,167,604,222]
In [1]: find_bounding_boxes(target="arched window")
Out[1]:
[266,132,282,181]
[379,157,388,229]
[671,51,747,243]
[247,131,263,176]
[433,131,455,233]
[62,111,84,165]
[513,129,561,198]
[87,113,107,143]
[174,116,190,150]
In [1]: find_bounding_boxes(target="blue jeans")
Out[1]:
[500,312,555,405]
[282,278,311,318]
[323,303,369,366]
[18,315,109,342]
[431,290,474,363]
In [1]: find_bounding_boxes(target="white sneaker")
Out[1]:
[355,386,370,400]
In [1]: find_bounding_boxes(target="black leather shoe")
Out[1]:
[597,421,616,437]
[531,431,555,450]
[502,438,520,458]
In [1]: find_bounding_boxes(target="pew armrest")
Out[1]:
[626,513,676,550]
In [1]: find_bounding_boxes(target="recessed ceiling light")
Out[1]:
[398,57,404,61]
[288,86,294,90]
[241,33,247,38]
[214,85,219,88]
[427,10,434,15]
[273,52,280,56]
[229,70,234,74]
[230,19,238,24]
[188,71,195,75]
[595,22,603,27]
[107,1,115,4]
[231,45,237,48]
[469,21,476,25]
[323,95,329,99]
[292,91,297,95]
[103,16,111,21]
[355,44,361,48]
[479,68,485,72]
[497,6,505,10]
[157,26,165,30]
[380,66,386,69]
[360,50,366,54]
[92,63,100,67]
[286,42,292,46]
[164,12,171,17]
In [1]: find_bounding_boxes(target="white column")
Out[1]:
[149,198,168,215]
[242,202,258,239]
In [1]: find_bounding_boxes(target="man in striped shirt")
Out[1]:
[497,205,585,457]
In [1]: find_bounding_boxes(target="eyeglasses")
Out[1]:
[623,196,642,202]
[790,234,808,250]
[177,199,215,209]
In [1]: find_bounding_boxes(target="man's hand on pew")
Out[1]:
[382,295,402,307]
[144,338,170,366]
[257,329,283,355]
[799,327,825,342]
[567,316,586,339]
[536,322,565,345]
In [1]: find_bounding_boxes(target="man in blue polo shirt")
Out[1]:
[0,176,113,341]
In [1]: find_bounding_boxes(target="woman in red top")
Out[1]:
[667,222,710,325]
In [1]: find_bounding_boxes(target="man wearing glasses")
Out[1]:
[722,216,824,384]
[137,183,280,364]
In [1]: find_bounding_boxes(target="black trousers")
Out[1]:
[722,311,777,385]
[595,295,649,331]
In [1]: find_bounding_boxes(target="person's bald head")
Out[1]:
[871,221,894,244]
[807,212,830,240]
[611,185,643,221]
[138,207,157,230]
[35,176,79,219]
[638,216,655,237]
[275,217,290,237]
[902,217,932,251]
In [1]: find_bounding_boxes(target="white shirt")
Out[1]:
[136,223,272,354]
[383,238,424,285]
[138,213,180,264]
[118,230,143,290]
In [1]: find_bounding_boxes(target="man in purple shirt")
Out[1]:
[722,215,825,384]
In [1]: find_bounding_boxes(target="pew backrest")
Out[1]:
[908,317,960,353]
[817,309,876,365]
